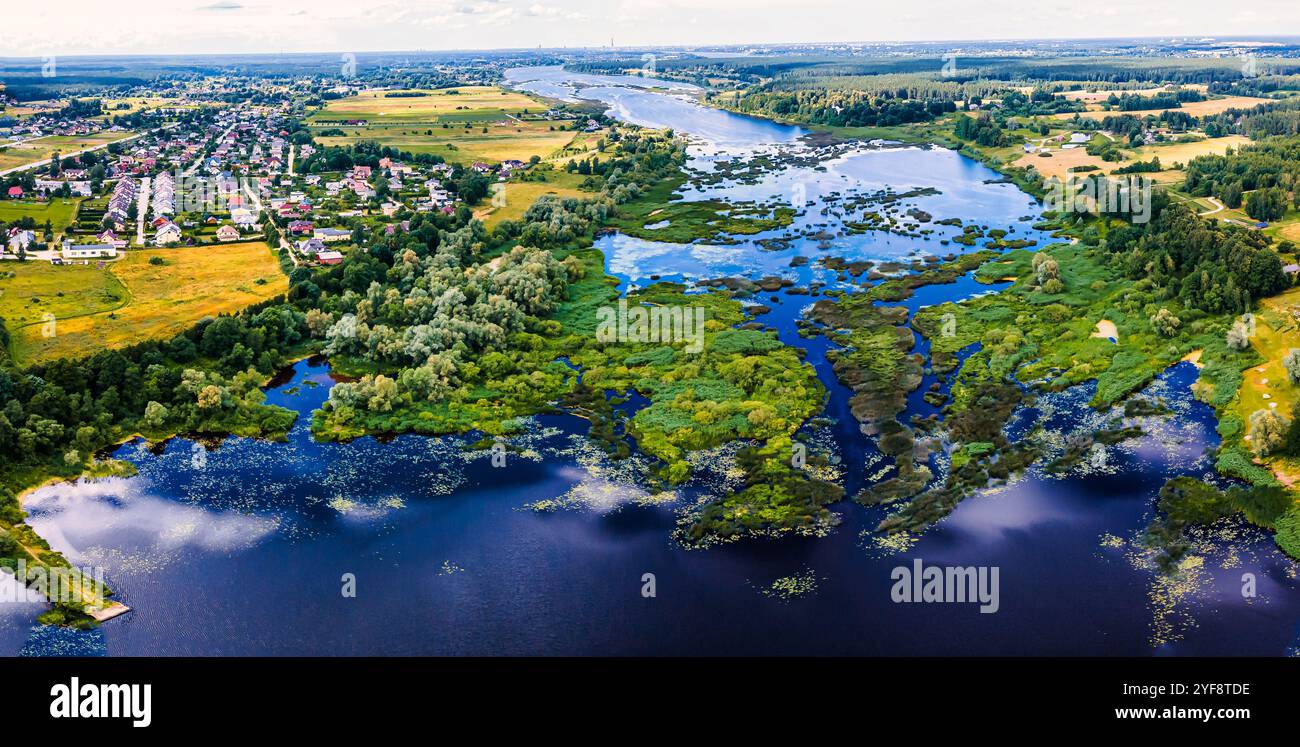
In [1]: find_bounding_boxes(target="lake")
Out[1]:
[3,66,1297,656]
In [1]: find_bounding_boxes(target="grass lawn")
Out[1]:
[0,260,127,329]
[4,242,287,365]
[0,198,82,233]
[0,131,134,171]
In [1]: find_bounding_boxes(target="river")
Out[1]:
[2,66,1297,656]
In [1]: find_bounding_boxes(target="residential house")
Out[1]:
[62,242,118,260]
[155,222,183,245]
[314,227,351,243]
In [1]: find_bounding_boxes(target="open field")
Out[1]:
[314,119,578,165]
[1012,146,1112,180]
[1232,287,1300,483]
[0,100,64,119]
[308,86,546,123]
[1128,134,1252,165]
[94,97,193,120]
[473,170,593,229]
[3,242,287,365]
[0,198,82,232]
[1057,84,1209,103]
[0,131,135,171]
[1012,133,1252,181]
[308,85,579,166]
[0,260,127,329]
[1058,95,1272,121]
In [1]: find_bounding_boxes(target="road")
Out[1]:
[184,123,237,176]
[0,122,179,177]
[240,178,299,267]
[135,176,152,246]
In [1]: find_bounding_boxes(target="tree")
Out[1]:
[1226,319,1252,351]
[142,401,169,429]
[1150,308,1181,337]
[1250,408,1288,456]
[1285,348,1300,384]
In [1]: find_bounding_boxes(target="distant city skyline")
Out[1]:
[1,0,1299,58]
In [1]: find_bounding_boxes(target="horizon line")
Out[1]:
[2,33,1299,63]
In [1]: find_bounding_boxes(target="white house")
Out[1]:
[62,242,117,260]
[155,222,183,245]
[7,229,36,253]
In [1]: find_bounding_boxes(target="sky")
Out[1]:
[0,0,1298,57]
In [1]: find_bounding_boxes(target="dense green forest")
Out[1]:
[1183,135,1300,220]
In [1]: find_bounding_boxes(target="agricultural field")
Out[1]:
[2,242,287,365]
[308,86,545,123]
[0,197,82,233]
[0,131,135,172]
[308,86,579,166]
[1056,84,1209,103]
[1012,132,1252,182]
[94,97,189,119]
[1058,95,1272,120]
[1128,134,1252,165]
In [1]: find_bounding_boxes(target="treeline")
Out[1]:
[722,87,957,127]
[1106,88,1204,111]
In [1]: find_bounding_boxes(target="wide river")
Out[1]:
[3,67,1297,656]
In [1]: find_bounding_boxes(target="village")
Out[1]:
[0,84,554,270]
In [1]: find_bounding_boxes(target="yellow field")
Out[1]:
[1058,96,1272,121]
[1013,133,1252,180]
[1128,134,1252,165]
[1012,147,1111,180]
[95,97,187,119]
[6,242,287,365]
[1,100,63,119]
[474,171,592,229]
[314,120,577,166]
[1276,222,1300,244]
[308,85,579,166]
[1058,84,1209,103]
[0,131,135,171]
[309,86,545,123]
[1233,287,1300,483]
